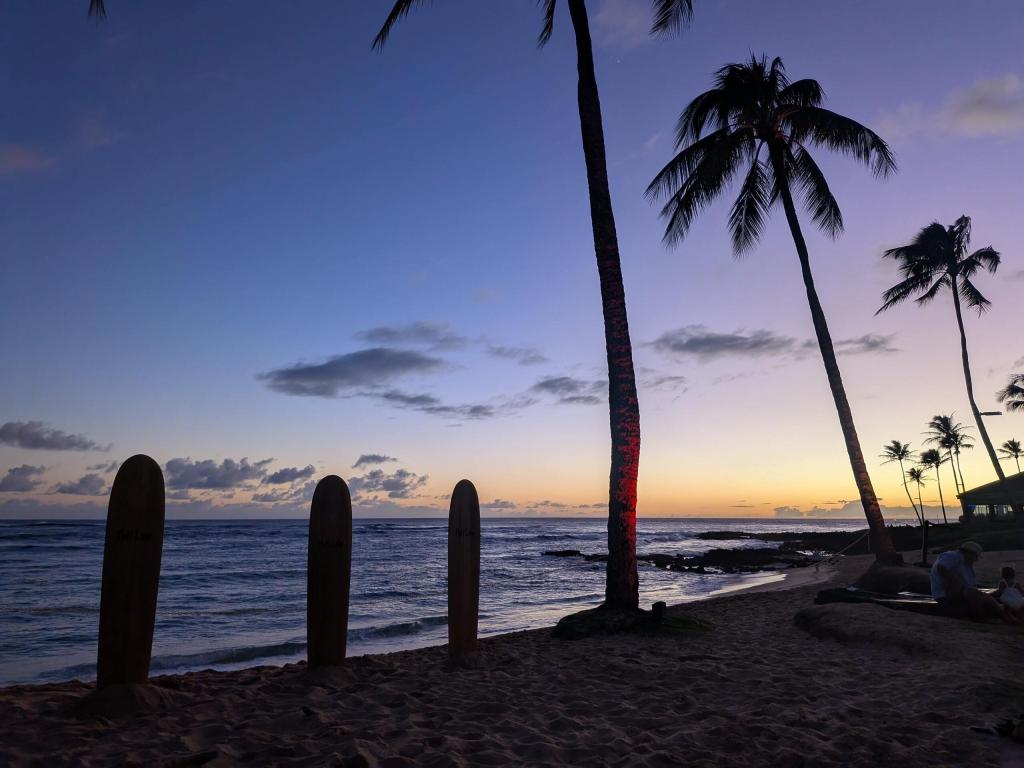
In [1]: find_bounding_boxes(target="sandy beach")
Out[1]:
[3,553,1024,767]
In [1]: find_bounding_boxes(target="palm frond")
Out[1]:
[373,0,430,51]
[646,127,736,201]
[914,273,951,306]
[728,154,769,254]
[88,0,106,17]
[788,144,842,237]
[997,374,1024,412]
[877,272,939,314]
[676,88,731,146]
[650,0,694,37]
[778,78,823,107]
[538,0,557,46]
[958,276,992,313]
[784,106,896,177]
[966,246,1001,274]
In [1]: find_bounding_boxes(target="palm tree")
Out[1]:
[999,439,1023,474]
[88,0,105,16]
[879,216,1021,516]
[880,440,921,524]
[924,414,972,496]
[906,466,927,523]
[998,373,1024,413]
[920,449,949,524]
[645,56,898,561]
[374,0,696,610]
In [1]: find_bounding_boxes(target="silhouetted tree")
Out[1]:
[999,439,1023,474]
[920,449,949,524]
[881,440,921,523]
[998,373,1024,413]
[879,216,1020,515]
[374,0,695,609]
[924,414,972,495]
[646,56,898,561]
[906,466,927,523]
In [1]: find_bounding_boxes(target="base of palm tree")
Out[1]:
[553,603,712,640]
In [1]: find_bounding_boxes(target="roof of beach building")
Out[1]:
[958,471,1024,506]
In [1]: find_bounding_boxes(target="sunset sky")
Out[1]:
[2,1,1022,519]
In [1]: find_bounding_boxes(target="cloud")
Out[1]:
[265,465,316,484]
[651,326,797,361]
[88,461,119,474]
[879,74,1024,140]
[348,468,428,500]
[652,326,898,362]
[0,421,107,451]
[374,389,498,419]
[53,473,106,496]
[487,346,549,366]
[833,334,899,356]
[530,376,604,405]
[164,457,272,490]
[0,465,46,492]
[352,454,398,468]
[642,373,689,393]
[355,322,467,350]
[0,144,56,176]
[481,499,516,510]
[593,0,651,49]
[259,347,445,398]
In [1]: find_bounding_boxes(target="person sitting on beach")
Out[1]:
[930,542,1018,624]
[994,566,1024,614]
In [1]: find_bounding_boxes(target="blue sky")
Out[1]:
[2,0,1022,518]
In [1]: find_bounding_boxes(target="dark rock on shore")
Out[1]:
[543,546,816,574]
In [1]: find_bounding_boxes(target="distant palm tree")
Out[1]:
[924,414,972,496]
[881,440,921,524]
[998,373,1024,413]
[906,466,927,523]
[999,439,1023,474]
[879,216,1020,515]
[374,0,696,610]
[646,56,898,561]
[920,449,949,524]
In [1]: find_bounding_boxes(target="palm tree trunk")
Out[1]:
[934,465,948,524]
[917,485,924,521]
[953,448,967,493]
[770,153,897,561]
[949,274,1022,517]
[897,458,921,524]
[567,0,640,608]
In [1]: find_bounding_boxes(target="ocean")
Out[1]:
[0,517,864,686]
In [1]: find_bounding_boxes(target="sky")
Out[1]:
[1,0,1022,520]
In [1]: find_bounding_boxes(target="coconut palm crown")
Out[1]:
[998,374,1024,413]
[1000,439,1023,473]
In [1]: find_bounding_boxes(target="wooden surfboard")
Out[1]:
[96,454,165,689]
[307,475,352,668]
[448,479,480,660]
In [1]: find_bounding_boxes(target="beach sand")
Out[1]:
[3,552,1024,767]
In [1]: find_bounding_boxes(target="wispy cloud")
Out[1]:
[355,322,467,350]
[53,473,106,496]
[0,144,56,176]
[259,348,445,398]
[352,454,398,469]
[0,421,108,452]
[879,74,1024,140]
[164,457,272,490]
[265,465,316,485]
[651,326,898,362]
[530,376,604,406]
[487,345,549,366]
[0,465,46,493]
[593,0,651,49]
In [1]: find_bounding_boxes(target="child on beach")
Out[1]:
[995,566,1024,614]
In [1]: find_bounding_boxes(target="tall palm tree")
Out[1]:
[924,414,972,496]
[920,448,949,524]
[998,373,1024,413]
[881,440,921,523]
[879,216,1020,515]
[374,0,696,610]
[999,439,1023,474]
[645,56,898,561]
[906,466,927,523]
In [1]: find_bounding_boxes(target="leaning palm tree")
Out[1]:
[998,373,1024,413]
[646,56,898,561]
[881,440,921,523]
[920,449,949,524]
[906,466,928,523]
[374,0,696,610]
[879,216,1020,515]
[999,439,1023,474]
[924,414,972,495]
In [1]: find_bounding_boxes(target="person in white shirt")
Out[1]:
[994,566,1024,614]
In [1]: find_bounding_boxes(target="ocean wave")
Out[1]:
[349,615,447,642]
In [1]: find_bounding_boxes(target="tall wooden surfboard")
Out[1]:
[307,475,352,668]
[448,479,480,660]
[96,454,165,689]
